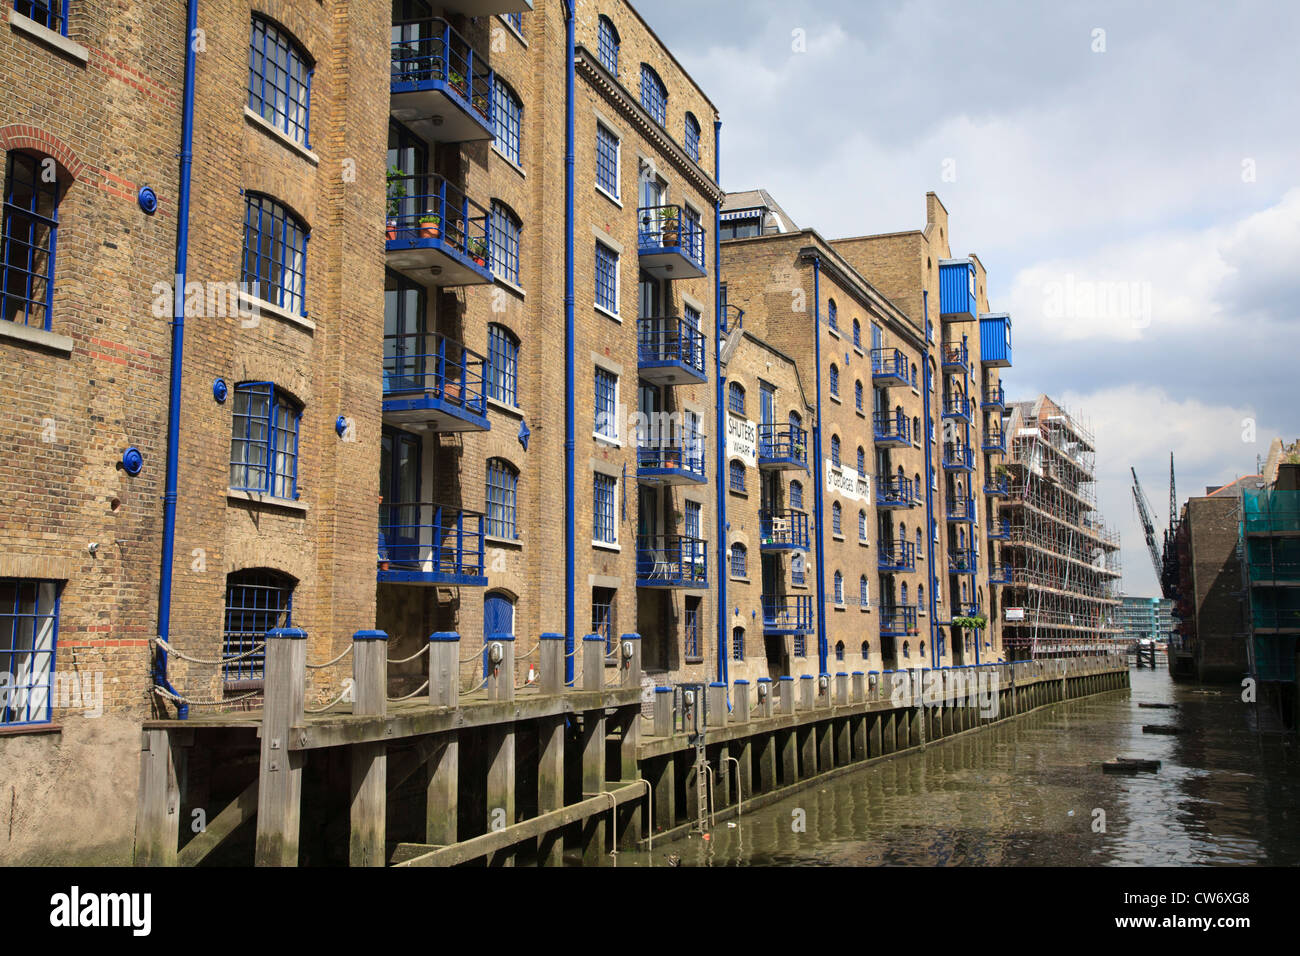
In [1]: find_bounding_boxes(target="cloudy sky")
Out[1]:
[639,0,1300,595]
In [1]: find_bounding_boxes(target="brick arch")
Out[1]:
[0,125,84,180]
[224,536,311,585]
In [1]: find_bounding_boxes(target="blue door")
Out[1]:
[483,591,515,677]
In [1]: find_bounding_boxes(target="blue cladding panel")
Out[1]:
[980,313,1013,367]
[939,261,976,317]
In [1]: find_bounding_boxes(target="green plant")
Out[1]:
[952,615,987,630]
[449,69,466,91]
[467,236,487,258]
[418,213,441,226]
[386,165,407,220]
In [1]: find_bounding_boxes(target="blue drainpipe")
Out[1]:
[713,119,728,688]
[563,1,576,684]
[923,291,939,670]
[810,256,828,675]
[155,0,200,719]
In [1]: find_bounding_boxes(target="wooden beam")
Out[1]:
[176,779,258,867]
[133,728,185,866]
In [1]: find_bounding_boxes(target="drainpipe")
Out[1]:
[563,0,576,684]
[923,291,939,670]
[810,256,828,675]
[155,0,200,719]
[713,119,728,688]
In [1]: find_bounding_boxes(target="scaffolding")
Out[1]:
[997,396,1121,657]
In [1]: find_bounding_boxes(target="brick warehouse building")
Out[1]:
[0,0,1027,863]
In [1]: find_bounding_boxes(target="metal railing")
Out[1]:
[762,595,813,632]
[637,204,706,269]
[878,541,916,572]
[757,423,808,466]
[759,509,810,550]
[637,316,706,376]
[876,474,919,507]
[943,442,975,470]
[982,383,1006,407]
[378,503,486,579]
[874,408,911,444]
[942,395,971,419]
[383,331,488,415]
[942,341,968,369]
[391,17,494,127]
[385,172,491,265]
[636,534,707,586]
[637,442,705,479]
[948,548,978,573]
[879,605,918,636]
[871,347,908,382]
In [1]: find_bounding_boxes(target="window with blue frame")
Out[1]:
[639,64,667,126]
[728,381,745,415]
[859,576,869,607]
[595,241,618,313]
[684,112,700,162]
[597,16,620,75]
[486,458,518,539]
[489,201,520,285]
[229,382,301,499]
[789,480,803,511]
[729,458,746,493]
[830,434,841,468]
[732,626,745,661]
[592,587,615,652]
[834,571,844,605]
[1,151,62,330]
[832,501,842,536]
[486,323,519,407]
[791,552,805,587]
[222,569,293,685]
[730,543,746,579]
[14,0,68,34]
[594,365,618,439]
[917,583,925,609]
[855,380,864,412]
[853,318,861,348]
[827,298,837,331]
[493,81,522,166]
[835,641,844,662]
[593,472,616,544]
[794,632,806,657]
[857,446,866,474]
[829,363,839,398]
[684,596,700,660]
[858,510,867,542]
[503,11,523,34]
[0,578,59,726]
[248,16,313,147]
[861,640,869,657]
[242,193,308,315]
[596,123,619,197]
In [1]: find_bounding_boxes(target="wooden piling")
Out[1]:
[134,727,188,866]
[425,632,460,848]
[349,630,388,867]
[255,627,307,867]
[486,633,516,865]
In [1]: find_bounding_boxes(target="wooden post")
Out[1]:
[818,719,833,769]
[707,682,727,725]
[580,636,607,864]
[486,632,515,701]
[851,671,865,703]
[881,710,896,755]
[757,677,774,718]
[349,629,388,868]
[134,728,186,866]
[778,675,795,714]
[757,730,777,793]
[428,631,459,708]
[537,635,564,865]
[485,634,516,865]
[255,627,307,867]
[582,633,605,692]
[799,674,814,711]
[779,727,798,785]
[733,680,750,723]
[539,632,565,695]
[617,705,641,848]
[620,632,641,688]
[651,755,676,833]
[653,685,674,737]
[818,673,832,710]
[869,712,882,757]
[835,672,849,706]
[800,722,817,777]
[426,632,460,848]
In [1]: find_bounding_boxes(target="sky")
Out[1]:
[637,0,1300,596]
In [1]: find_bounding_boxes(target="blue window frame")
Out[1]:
[222,570,293,684]
[489,201,520,285]
[503,11,523,34]
[789,480,803,511]
[860,576,869,607]
[486,458,518,539]
[596,123,619,197]
[861,640,869,657]
[684,112,700,162]
[730,544,746,579]
[830,435,841,468]
[493,81,522,166]
[857,446,866,474]
[640,64,667,126]
[855,380,864,412]
[594,366,618,438]
[728,381,745,415]
[595,241,618,313]
[732,626,745,662]
[835,641,844,662]
[249,16,313,148]
[832,502,842,536]
[853,318,861,348]
[829,363,839,398]
[593,472,617,543]
[859,510,867,541]
[0,578,59,726]
[791,552,805,587]
[827,298,837,331]
[729,459,746,493]
[794,632,806,657]
[592,586,616,653]
[1,151,62,330]
[229,382,301,499]
[486,323,519,407]
[684,596,700,659]
[834,571,844,605]
[14,1,68,34]
[597,15,619,75]
[242,193,308,315]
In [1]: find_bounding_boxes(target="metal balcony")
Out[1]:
[983,428,1007,455]
[637,205,707,280]
[874,409,911,447]
[988,564,1012,585]
[390,17,495,144]
[981,383,1006,410]
[943,442,975,471]
[946,495,976,523]
[878,541,916,573]
[871,347,909,386]
[637,316,707,386]
[879,605,919,637]
[385,173,494,286]
[757,423,808,471]
[983,474,1009,497]
[762,594,814,635]
[383,332,490,431]
[941,341,968,372]
[876,474,919,510]
[637,443,706,485]
[954,602,982,618]
[987,518,1011,540]
[942,395,971,422]
[948,548,977,574]
[378,503,487,586]
[637,534,707,588]
[760,509,810,551]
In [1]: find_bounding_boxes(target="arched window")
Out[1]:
[913,416,920,440]
[249,16,313,146]
[855,380,864,412]
[789,480,803,511]
[486,458,519,539]
[835,641,845,662]
[859,575,869,607]
[730,543,747,578]
[230,382,301,499]
[861,639,869,658]
[242,193,309,315]
[852,318,861,348]
[789,409,802,431]
[829,363,839,397]
[791,552,806,586]
[2,150,65,330]
[901,582,908,605]
[833,571,844,604]
[831,501,842,535]
[827,298,838,330]
[911,363,917,387]
[902,641,910,659]
[684,112,700,162]
[915,528,923,555]
[639,64,667,125]
[732,626,745,661]
[493,80,523,166]
[858,509,867,541]
[728,380,745,414]
[917,583,925,608]
[830,434,841,468]
[857,446,866,475]
[486,323,519,406]
[919,640,926,659]
[223,569,295,684]
[489,201,521,285]
[729,458,746,493]
[597,16,620,75]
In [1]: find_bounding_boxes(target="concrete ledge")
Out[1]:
[9,10,88,64]
[237,291,315,333]
[227,490,309,514]
[0,320,73,356]
[243,106,319,165]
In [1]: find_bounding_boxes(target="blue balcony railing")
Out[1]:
[871,347,909,385]
[873,409,911,445]
[383,331,489,430]
[760,509,810,551]
[942,341,968,371]
[391,17,494,131]
[983,427,1007,455]
[984,474,1009,497]
[981,382,1006,409]
[946,495,976,522]
[719,284,745,333]
[942,395,971,421]
[988,564,1012,585]
[878,541,916,573]
[637,316,706,384]
[386,172,493,283]
[954,602,982,619]
[876,474,919,509]
[948,548,977,574]
[879,605,919,637]
[637,440,706,484]
[943,442,975,471]
[762,594,814,634]
[758,423,808,469]
[987,517,1011,540]
[637,534,707,588]
[637,204,706,277]
[378,502,487,586]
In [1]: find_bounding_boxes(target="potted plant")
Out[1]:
[658,206,680,246]
[467,236,487,266]
[386,166,407,240]
[449,69,467,97]
[472,89,490,117]
[418,212,441,239]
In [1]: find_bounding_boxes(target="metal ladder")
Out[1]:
[692,733,710,834]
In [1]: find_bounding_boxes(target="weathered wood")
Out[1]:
[621,633,641,688]
[486,724,516,866]
[176,778,258,867]
[851,672,865,703]
[651,755,675,832]
[134,728,185,866]
[707,682,727,725]
[580,707,606,863]
[428,632,459,708]
[425,734,458,846]
[539,633,565,694]
[835,673,849,706]
[835,717,851,765]
[653,686,673,737]
[778,676,795,714]
[349,630,388,868]
[486,633,515,702]
[536,713,564,865]
[255,627,307,867]
[617,707,641,847]
[733,680,750,723]
[817,720,833,769]
[799,724,816,777]
[757,677,774,718]
[756,731,777,791]
[582,634,605,691]
[779,728,797,784]
[799,675,814,711]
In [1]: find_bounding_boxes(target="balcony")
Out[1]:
[943,442,974,472]
[878,541,916,573]
[386,173,494,287]
[760,509,810,551]
[763,595,814,635]
[879,605,919,637]
[390,18,495,144]
[876,474,919,510]
[719,283,745,334]
[378,503,487,586]
[637,443,706,485]
[988,517,1011,540]
[983,473,1010,497]
[948,548,977,574]
[637,316,707,386]
[979,313,1013,368]
[637,205,706,280]
[383,332,490,431]
[438,0,532,17]
[946,495,976,523]
[988,564,1012,585]
[939,259,977,320]
[981,383,1006,410]
[637,534,707,588]
[942,395,971,422]
[954,602,982,619]
[871,347,909,386]
[982,427,1007,455]
[873,409,911,447]
[758,423,808,470]
[941,341,968,372]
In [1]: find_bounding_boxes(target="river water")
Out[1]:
[613,665,1300,866]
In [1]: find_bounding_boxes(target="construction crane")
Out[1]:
[1131,466,1163,587]
[1168,452,1177,536]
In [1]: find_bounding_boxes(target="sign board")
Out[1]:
[726,415,756,468]
[826,462,870,503]
[1005,607,1025,621]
